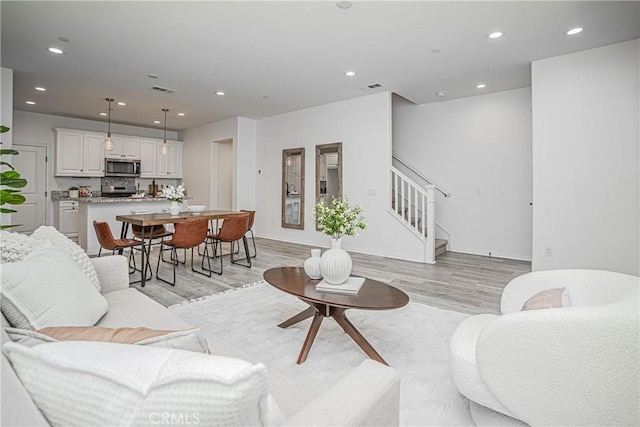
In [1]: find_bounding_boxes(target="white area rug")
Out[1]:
[170,282,472,426]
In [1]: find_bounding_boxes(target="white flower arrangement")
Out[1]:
[161,184,185,203]
[314,197,368,239]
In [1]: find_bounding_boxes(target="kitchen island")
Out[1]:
[76,197,173,255]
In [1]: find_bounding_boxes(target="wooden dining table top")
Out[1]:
[116,210,247,226]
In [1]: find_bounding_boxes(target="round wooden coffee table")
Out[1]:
[263,266,409,365]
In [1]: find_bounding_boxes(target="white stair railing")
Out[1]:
[390,166,435,264]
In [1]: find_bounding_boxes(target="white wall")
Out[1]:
[1,68,14,228]
[532,39,639,275]
[181,117,237,208]
[236,117,257,211]
[393,88,533,260]
[256,92,425,261]
[11,111,179,226]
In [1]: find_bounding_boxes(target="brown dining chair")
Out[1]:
[240,209,257,258]
[155,219,211,286]
[93,221,149,282]
[131,224,182,267]
[204,213,251,275]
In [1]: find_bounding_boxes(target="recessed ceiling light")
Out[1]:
[215,91,225,96]
[566,27,583,35]
[486,31,503,39]
[178,113,185,116]
[430,48,440,54]
[25,101,36,105]
[345,71,356,77]
[436,92,445,98]
[58,36,70,43]
[148,73,159,79]
[117,102,126,106]
[336,1,352,9]
[47,47,64,54]
[476,84,487,89]
[34,86,46,91]
[99,112,107,116]
[153,120,161,124]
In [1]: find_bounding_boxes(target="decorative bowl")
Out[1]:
[188,205,206,214]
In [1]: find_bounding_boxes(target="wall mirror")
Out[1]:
[282,147,305,229]
[315,142,342,227]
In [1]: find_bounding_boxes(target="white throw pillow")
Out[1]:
[3,341,284,426]
[5,326,210,354]
[0,230,44,263]
[0,245,108,330]
[31,226,100,291]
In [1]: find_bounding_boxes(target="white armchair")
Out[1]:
[449,269,639,426]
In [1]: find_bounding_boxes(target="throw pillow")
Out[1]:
[0,230,44,263]
[6,326,210,354]
[521,287,570,311]
[0,245,108,330]
[3,341,284,426]
[31,226,100,291]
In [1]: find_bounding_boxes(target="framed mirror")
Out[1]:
[282,147,305,229]
[315,142,342,226]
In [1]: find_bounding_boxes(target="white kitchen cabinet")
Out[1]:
[139,138,158,177]
[54,128,105,177]
[156,140,182,178]
[54,200,79,243]
[105,135,140,160]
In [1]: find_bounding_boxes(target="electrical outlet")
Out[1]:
[545,247,553,257]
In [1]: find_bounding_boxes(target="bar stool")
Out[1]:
[240,209,257,258]
[204,213,251,275]
[155,219,211,286]
[93,221,149,281]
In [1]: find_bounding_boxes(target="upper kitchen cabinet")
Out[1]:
[105,136,140,160]
[139,138,158,177]
[54,128,105,177]
[156,140,182,178]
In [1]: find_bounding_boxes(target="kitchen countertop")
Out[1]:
[57,196,170,203]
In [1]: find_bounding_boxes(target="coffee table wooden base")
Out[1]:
[278,300,387,365]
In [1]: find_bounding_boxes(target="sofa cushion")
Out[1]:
[31,226,101,291]
[0,245,108,330]
[0,230,44,263]
[521,287,570,311]
[98,288,194,330]
[3,340,284,427]
[6,326,209,353]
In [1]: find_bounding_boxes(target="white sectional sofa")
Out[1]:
[2,255,400,426]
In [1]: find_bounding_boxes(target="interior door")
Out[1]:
[11,145,47,234]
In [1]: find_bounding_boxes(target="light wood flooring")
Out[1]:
[130,237,531,315]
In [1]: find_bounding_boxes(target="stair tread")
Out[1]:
[435,239,448,248]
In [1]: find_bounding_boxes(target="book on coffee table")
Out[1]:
[315,277,366,295]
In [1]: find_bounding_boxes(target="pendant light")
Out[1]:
[160,108,169,155]
[104,98,114,151]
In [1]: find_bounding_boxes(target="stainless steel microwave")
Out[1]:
[105,159,141,177]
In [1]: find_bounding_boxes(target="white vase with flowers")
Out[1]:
[162,184,185,216]
[314,197,367,285]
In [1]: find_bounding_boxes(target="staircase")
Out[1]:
[390,166,448,263]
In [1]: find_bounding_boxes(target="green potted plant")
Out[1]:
[0,126,28,230]
[68,186,79,198]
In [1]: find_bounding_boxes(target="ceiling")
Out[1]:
[2,1,638,131]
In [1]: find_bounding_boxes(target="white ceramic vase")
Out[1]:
[320,237,352,285]
[168,201,181,216]
[303,249,323,279]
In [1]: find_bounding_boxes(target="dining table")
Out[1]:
[116,210,246,287]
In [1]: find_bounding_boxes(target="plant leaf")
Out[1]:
[0,161,15,170]
[0,149,19,156]
[0,126,9,133]
[0,207,17,213]
[0,224,21,230]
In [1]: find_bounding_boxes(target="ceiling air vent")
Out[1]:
[360,83,383,91]
[151,85,176,94]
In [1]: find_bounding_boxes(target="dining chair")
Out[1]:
[155,219,211,286]
[131,224,183,266]
[240,209,257,258]
[93,221,149,282]
[204,213,251,275]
